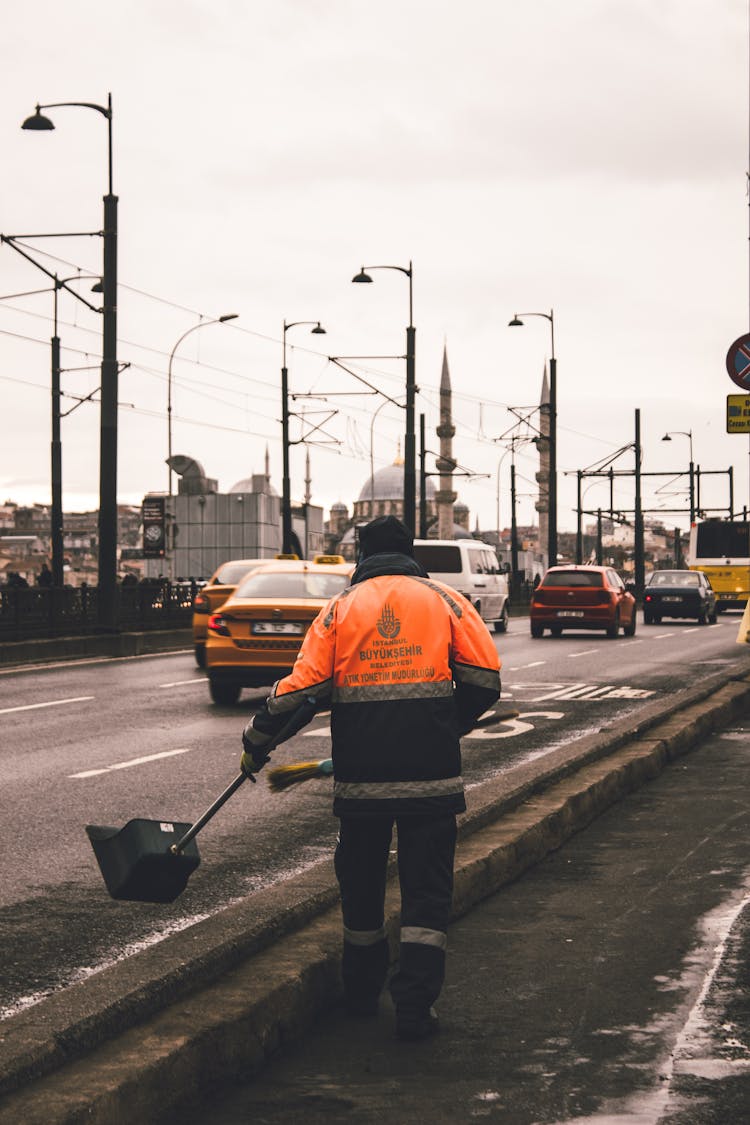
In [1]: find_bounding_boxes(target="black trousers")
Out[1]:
[334,812,457,1015]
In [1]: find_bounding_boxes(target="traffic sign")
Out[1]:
[726,333,750,388]
[727,394,750,433]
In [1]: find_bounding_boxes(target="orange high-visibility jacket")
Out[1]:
[266,571,501,817]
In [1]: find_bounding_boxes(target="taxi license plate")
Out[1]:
[663,596,682,603]
[251,622,303,635]
[557,610,584,617]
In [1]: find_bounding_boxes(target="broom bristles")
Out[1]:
[267,761,327,792]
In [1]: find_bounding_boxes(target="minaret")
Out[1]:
[535,365,550,565]
[435,345,457,540]
[304,448,312,506]
[264,445,271,489]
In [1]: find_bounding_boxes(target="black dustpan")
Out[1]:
[86,818,201,903]
[85,698,317,904]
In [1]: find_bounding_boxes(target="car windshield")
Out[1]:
[542,570,603,587]
[648,571,700,588]
[234,571,349,600]
[214,560,264,585]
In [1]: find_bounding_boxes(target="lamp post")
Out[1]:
[166,314,238,573]
[167,315,238,494]
[22,94,120,628]
[661,430,695,524]
[352,262,416,534]
[508,310,557,568]
[281,320,326,554]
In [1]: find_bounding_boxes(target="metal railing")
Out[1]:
[0,581,199,642]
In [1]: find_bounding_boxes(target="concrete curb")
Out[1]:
[0,629,192,667]
[1,659,748,1123]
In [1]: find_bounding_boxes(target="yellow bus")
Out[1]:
[688,519,750,612]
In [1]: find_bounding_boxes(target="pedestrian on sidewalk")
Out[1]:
[241,515,501,1040]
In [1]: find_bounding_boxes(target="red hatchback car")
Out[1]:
[530,565,637,639]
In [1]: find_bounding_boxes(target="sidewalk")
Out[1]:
[1,661,748,1124]
[172,722,750,1125]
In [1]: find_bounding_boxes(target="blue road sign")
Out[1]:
[726,333,750,389]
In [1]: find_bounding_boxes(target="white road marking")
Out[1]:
[159,678,207,688]
[524,661,546,668]
[0,695,93,715]
[466,711,565,740]
[69,747,191,779]
[568,650,598,658]
[652,633,673,639]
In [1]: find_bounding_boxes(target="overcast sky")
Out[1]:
[1,0,748,534]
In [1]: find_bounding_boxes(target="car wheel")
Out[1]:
[194,643,206,669]
[623,612,636,637]
[697,611,708,626]
[550,625,562,637]
[530,623,544,638]
[653,615,661,624]
[494,605,509,633]
[209,679,241,706]
[606,614,620,639]
[643,612,653,625]
[708,612,717,624]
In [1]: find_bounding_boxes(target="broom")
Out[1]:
[266,706,520,793]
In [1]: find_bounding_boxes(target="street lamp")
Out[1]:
[166,315,238,571]
[22,94,119,629]
[352,262,416,534]
[508,310,557,567]
[662,430,695,523]
[281,320,326,554]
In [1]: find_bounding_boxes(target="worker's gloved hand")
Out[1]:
[241,719,273,775]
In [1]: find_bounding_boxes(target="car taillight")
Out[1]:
[208,613,231,636]
[644,593,652,603]
[193,593,210,613]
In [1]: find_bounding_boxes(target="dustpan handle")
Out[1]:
[172,771,249,854]
[171,695,318,854]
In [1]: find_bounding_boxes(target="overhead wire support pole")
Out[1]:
[281,320,326,555]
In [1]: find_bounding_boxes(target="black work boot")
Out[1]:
[396,1007,440,1041]
[344,994,379,1018]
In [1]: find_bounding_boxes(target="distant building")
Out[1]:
[144,451,323,578]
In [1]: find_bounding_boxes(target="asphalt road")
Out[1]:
[0,611,742,1019]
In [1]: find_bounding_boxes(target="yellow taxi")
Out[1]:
[192,556,304,667]
[205,557,353,705]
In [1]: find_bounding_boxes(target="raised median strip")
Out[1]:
[0,659,748,1124]
[0,628,192,667]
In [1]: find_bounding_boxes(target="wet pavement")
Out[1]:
[171,723,750,1125]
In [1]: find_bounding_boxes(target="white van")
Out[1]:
[413,539,509,633]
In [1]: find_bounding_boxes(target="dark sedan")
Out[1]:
[643,569,717,625]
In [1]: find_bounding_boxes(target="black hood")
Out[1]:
[351,552,429,586]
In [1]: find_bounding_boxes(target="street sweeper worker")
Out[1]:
[241,514,501,1041]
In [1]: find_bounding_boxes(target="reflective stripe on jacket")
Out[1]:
[268,569,501,817]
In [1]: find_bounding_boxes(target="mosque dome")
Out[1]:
[357,461,436,503]
[229,474,278,496]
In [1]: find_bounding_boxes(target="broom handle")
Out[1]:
[172,698,317,854]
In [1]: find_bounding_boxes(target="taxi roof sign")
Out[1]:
[727,393,750,433]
